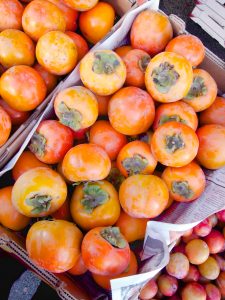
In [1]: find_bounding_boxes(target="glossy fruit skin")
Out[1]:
[145,52,193,103]
[0,0,24,31]
[204,229,225,254]
[117,140,157,177]
[157,274,178,296]
[80,50,126,96]
[0,99,30,126]
[183,265,200,283]
[194,219,212,237]
[205,283,221,300]
[0,186,30,231]
[70,180,120,231]
[153,101,198,131]
[95,94,110,116]
[81,226,130,276]
[183,69,217,112]
[66,31,89,61]
[181,282,206,300]
[12,167,67,217]
[198,256,220,280]
[199,97,225,127]
[90,120,127,161]
[92,250,137,290]
[54,86,98,132]
[79,2,115,44]
[62,0,98,11]
[151,122,199,167]
[68,254,87,276]
[0,65,47,112]
[36,31,77,75]
[29,120,74,164]
[62,144,111,182]
[139,279,158,300]
[22,0,66,41]
[26,220,83,273]
[165,34,205,67]
[108,87,155,135]
[162,162,206,202]
[114,45,133,59]
[12,151,49,181]
[0,29,35,69]
[217,210,225,222]
[166,252,189,279]
[123,49,151,88]
[130,10,173,56]
[216,271,225,297]
[115,210,148,243]
[197,124,225,169]
[34,64,58,94]
[52,198,71,221]
[0,106,11,147]
[119,174,169,218]
[48,0,78,31]
[185,239,209,265]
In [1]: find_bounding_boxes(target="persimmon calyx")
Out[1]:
[29,132,46,157]
[159,114,187,126]
[122,154,148,176]
[58,101,82,131]
[151,62,180,93]
[26,194,53,214]
[165,133,185,153]
[100,227,126,249]
[185,76,207,99]
[81,183,109,213]
[138,55,151,72]
[106,167,125,191]
[92,52,120,75]
[172,180,194,199]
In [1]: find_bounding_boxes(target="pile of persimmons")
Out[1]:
[0,2,225,298]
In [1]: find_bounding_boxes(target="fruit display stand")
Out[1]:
[0,0,225,299]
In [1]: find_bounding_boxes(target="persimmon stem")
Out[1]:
[58,102,82,131]
[29,132,46,157]
[92,52,120,75]
[26,194,53,214]
[165,133,185,153]
[100,227,126,249]
[185,76,207,99]
[172,180,194,199]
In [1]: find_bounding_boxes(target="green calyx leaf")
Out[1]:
[100,227,126,249]
[106,168,125,191]
[81,183,109,213]
[172,180,194,199]
[25,194,53,215]
[92,52,120,75]
[185,76,208,99]
[159,114,187,126]
[138,55,151,72]
[29,132,46,157]
[151,62,180,94]
[122,154,148,176]
[165,133,185,153]
[58,102,82,131]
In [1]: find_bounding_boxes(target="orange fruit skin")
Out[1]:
[199,97,225,127]
[66,31,89,61]
[0,0,24,31]
[62,0,99,12]
[0,106,11,147]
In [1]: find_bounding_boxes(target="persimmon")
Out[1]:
[153,101,198,131]
[12,167,67,217]
[34,64,58,94]
[108,87,155,135]
[95,94,110,116]
[0,0,24,31]
[52,198,72,221]
[80,50,126,96]
[0,29,35,69]
[130,10,173,56]
[165,34,205,67]
[54,86,98,131]
[29,120,74,164]
[92,250,138,290]
[183,69,217,112]
[79,2,115,44]
[22,0,66,41]
[0,65,47,111]
[0,106,11,147]
[106,162,125,191]
[115,210,148,242]
[162,162,206,202]
[0,99,30,126]
[123,49,151,88]
[62,0,98,11]
[117,140,157,177]
[199,97,225,126]
[36,31,77,75]
[139,130,154,144]
[0,186,30,231]
[66,31,89,61]
[151,121,199,167]
[119,174,169,218]
[12,151,49,180]
[89,120,127,161]
[68,254,87,276]
[70,180,120,231]
[114,45,133,59]
[197,124,225,169]
[145,52,193,103]
[62,144,111,182]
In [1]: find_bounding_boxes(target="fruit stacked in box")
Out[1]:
[0,0,115,147]
[139,212,225,300]
[0,2,225,299]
